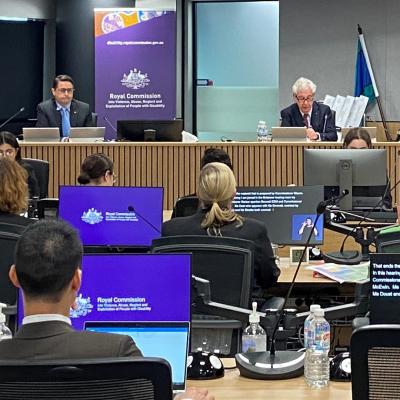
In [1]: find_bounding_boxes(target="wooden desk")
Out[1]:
[20,141,400,210]
[190,360,351,400]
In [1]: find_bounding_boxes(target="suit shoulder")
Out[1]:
[37,99,54,110]
[162,215,194,234]
[73,99,90,109]
[243,217,268,232]
[280,103,296,116]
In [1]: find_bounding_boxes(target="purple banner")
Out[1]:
[95,10,176,138]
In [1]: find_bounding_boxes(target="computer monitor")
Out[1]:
[117,119,183,142]
[232,186,324,245]
[58,186,163,248]
[304,149,387,210]
[18,253,191,330]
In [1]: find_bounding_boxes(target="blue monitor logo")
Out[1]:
[81,208,103,225]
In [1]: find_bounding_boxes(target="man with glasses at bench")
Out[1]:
[36,74,93,138]
[280,77,337,142]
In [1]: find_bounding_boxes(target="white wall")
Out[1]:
[0,0,55,19]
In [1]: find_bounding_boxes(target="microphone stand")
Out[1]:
[229,211,325,379]
[0,107,25,130]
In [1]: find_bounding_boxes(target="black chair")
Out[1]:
[22,158,50,199]
[375,227,400,253]
[0,224,25,306]
[0,357,173,400]
[171,196,199,218]
[351,324,400,400]
[151,235,254,355]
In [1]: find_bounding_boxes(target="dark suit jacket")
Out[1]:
[0,321,142,360]
[280,102,337,141]
[0,211,34,230]
[36,99,93,136]
[162,210,281,296]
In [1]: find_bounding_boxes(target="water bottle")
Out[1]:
[257,120,269,142]
[305,309,330,388]
[242,302,267,352]
[0,303,12,341]
[304,304,321,349]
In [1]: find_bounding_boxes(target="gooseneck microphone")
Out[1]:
[103,116,117,133]
[325,176,400,264]
[0,107,25,130]
[322,114,328,134]
[316,189,349,214]
[127,205,161,234]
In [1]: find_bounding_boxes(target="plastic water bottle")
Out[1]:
[242,302,267,352]
[257,121,270,142]
[0,303,12,341]
[304,304,321,349]
[305,309,330,388]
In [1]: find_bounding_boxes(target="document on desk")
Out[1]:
[306,262,369,284]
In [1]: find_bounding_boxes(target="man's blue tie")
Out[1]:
[61,108,71,137]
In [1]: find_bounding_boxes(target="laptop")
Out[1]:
[22,127,60,142]
[85,321,190,391]
[369,253,400,324]
[271,127,307,142]
[69,127,106,143]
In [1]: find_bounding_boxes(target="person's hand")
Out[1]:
[175,387,215,400]
[306,128,319,141]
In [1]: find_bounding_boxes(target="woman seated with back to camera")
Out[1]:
[0,158,35,228]
[0,131,39,198]
[77,153,114,186]
[343,127,392,211]
[162,162,281,304]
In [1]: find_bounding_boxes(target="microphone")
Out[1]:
[0,107,25,130]
[322,114,328,134]
[316,189,349,214]
[324,176,400,265]
[127,205,161,234]
[103,116,117,133]
[238,211,324,378]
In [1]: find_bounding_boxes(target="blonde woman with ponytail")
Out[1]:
[163,162,280,299]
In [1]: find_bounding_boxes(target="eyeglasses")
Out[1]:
[0,149,16,157]
[56,88,75,94]
[295,95,314,103]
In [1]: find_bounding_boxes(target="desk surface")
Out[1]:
[190,360,351,400]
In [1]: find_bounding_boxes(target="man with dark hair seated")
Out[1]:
[0,219,141,359]
[0,219,214,400]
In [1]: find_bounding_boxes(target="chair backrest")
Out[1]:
[375,227,400,253]
[0,224,24,306]
[151,235,254,308]
[0,357,173,400]
[171,196,199,218]
[351,324,400,400]
[22,158,50,199]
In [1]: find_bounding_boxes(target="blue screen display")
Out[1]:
[18,254,191,330]
[58,186,163,246]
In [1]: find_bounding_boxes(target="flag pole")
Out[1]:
[357,24,392,141]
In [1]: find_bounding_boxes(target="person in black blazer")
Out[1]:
[36,74,93,137]
[280,77,337,141]
[163,162,281,299]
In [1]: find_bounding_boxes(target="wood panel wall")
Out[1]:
[20,142,400,210]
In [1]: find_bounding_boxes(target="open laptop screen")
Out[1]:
[18,254,191,329]
[85,322,189,390]
[58,186,163,247]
